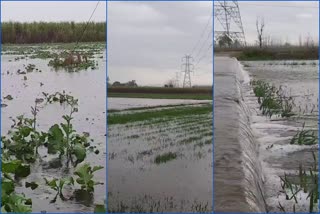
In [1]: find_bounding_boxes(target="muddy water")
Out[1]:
[1,49,106,212]
[214,57,266,212]
[242,60,318,212]
[108,103,213,212]
[214,57,318,212]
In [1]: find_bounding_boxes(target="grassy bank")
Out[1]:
[108,87,212,100]
[2,21,106,44]
[216,47,318,61]
[108,104,212,125]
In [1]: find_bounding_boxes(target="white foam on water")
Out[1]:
[238,59,318,212]
[251,120,298,130]
[238,61,251,84]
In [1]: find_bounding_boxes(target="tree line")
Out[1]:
[2,21,106,44]
[216,17,318,48]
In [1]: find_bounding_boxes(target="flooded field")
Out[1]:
[242,60,318,212]
[1,43,106,212]
[214,57,318,212]
[108,100,213,212]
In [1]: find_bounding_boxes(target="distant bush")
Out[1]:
[237,47,318,60]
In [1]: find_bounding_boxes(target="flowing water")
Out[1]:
[1,46,106,212]
[242,60,318,212]
[214,57,318,212]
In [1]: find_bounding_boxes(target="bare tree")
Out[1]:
[299,35,302,47]
[304,33,314,47]
[256,17,265,48]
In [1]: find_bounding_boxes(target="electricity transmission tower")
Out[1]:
[214,0,246,46]
[181,55,194,88]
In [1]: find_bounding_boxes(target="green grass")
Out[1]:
[154,152,177,164]
[108,105,212,125]
[290,130,317,145]
[108,92,212,100]
[251,80,294,118]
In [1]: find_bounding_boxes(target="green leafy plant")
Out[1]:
[74,163,104,192]
[2,99,48,163]
[46,98,92,167]
[2,158,32,212]
[44,177,74,203]
[42,91,76,104]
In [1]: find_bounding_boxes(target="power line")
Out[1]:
[189,13,213,56]
[193,29,212,61]
[73,1,100,50]
[195,43,212,66]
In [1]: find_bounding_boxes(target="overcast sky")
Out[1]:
[109,1,319,86]
[108,1,213,86]
[1,1,319,86]
[235,1,319,45]
[1,1,106,22]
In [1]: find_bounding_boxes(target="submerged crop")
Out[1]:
[1,93,104,212]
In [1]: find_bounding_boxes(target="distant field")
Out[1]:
[215,46,318,60]
[108,87,213,100]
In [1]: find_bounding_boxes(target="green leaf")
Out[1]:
[25,182,38,190]
[47,124,64,154]
[2,180,15,195]
[44,178,58,191]
[92,166,103,173]
[20,126,32,137]
[69,177,75,186]
[15,163,31,178]
[60,123,69,135]
[73,143,86,162]
[2,160,22,174]
[74,163,93,184]
[94,204,106,213]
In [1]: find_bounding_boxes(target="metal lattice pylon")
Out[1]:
[181,55,194,88]
[214,0,246,46]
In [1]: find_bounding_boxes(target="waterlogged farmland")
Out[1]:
[1,43,106,212]
[242,60,319,212]
[108,101,213,212]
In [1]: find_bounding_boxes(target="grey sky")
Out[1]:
[225,1,319,45]
[108,1,213,86]
[2,1,318,86]
[109,1,319,86]
[1,1,106,22]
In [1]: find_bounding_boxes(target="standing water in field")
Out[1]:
[1,44,106,212]
[108,99,213,212]
[214,56,318,212]
[242,60,318,212]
